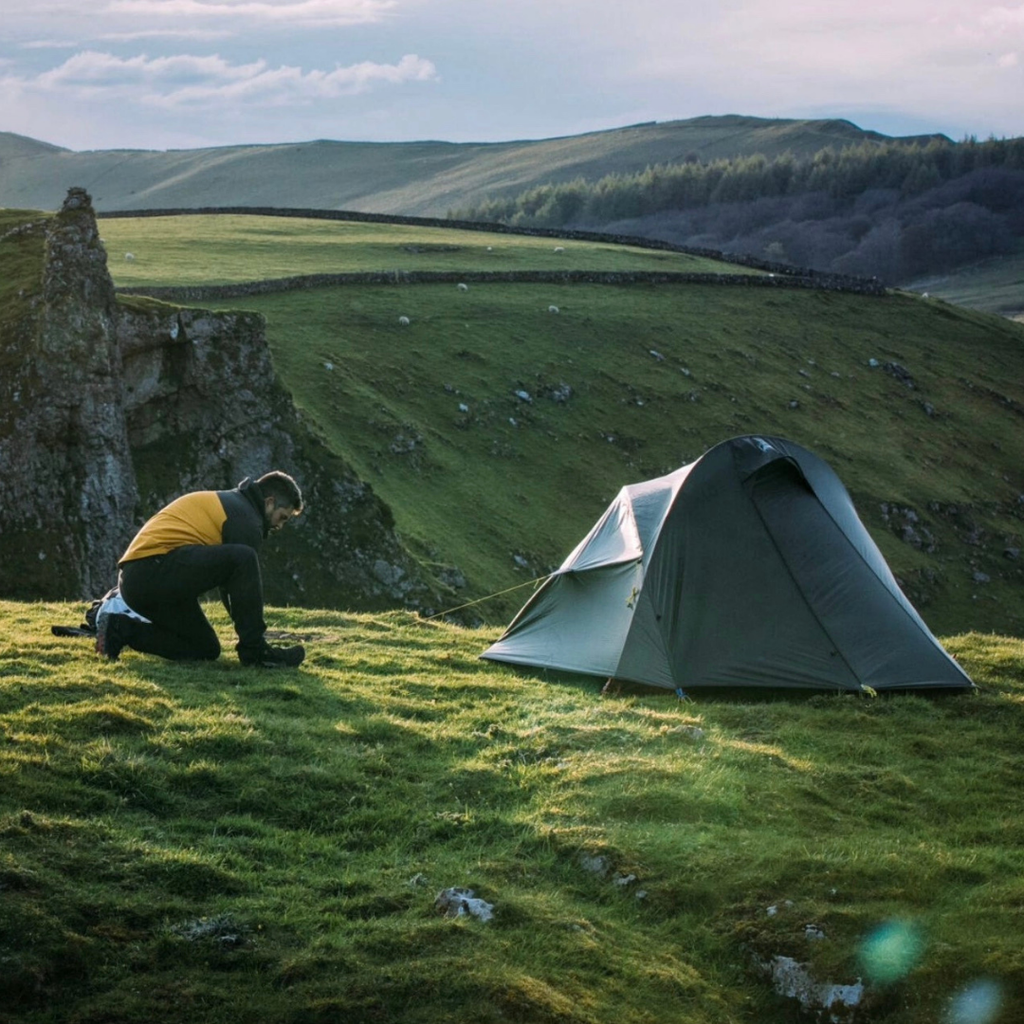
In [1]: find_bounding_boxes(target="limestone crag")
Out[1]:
[1,187,137,597]
[0,188,443,612]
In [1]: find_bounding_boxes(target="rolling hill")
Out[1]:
[87,210,1024,638]
[0,116,945,217]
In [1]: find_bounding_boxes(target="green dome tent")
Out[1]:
[482,435,973,693]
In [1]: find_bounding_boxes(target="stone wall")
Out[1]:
[120,267,887,304]
[98,206,887,297]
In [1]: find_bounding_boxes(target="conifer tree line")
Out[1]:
[453,137,1024,284]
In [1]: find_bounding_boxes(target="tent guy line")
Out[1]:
[422,575,551,624]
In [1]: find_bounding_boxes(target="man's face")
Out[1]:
[265,498,295,532]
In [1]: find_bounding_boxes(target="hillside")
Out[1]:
[908,251,1024,319]
[2,602,1023,1024]
[89,211,1024,638]
[454,136,1024,312]
[2,205,1023,1024]
[0,116,944,217]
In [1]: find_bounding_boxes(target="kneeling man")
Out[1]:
[97,471,306,668]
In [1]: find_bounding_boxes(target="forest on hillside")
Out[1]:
[453,137,1024,284]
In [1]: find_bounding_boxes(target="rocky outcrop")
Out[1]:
[0,188,443,611]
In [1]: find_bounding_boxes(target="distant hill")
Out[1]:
[452,134,1024,315]
[0,115,946,217]
[8,115,1016,317]
[0,131,67,160]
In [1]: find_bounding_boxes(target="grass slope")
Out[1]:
[102,215,1024,633]
[908,248,1024,319]
[1,601,1022,1024]
[0,116,944,218]
[97,214,749,287]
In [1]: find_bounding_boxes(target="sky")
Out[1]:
[0,0,1022,152]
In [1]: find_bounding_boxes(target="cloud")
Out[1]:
[4,49,437,109]
[99,30,233,41]
[104,0,398,27]
[20,40,91,50]
[20,31,231,47]
[981,5,1024,30]
[3,0,1021,150]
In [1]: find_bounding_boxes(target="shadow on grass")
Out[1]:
[495,662,984,706]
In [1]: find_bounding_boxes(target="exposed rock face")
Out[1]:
[0,188,442,611]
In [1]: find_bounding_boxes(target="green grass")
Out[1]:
[92,211,1024,635]
[906,247,1024,318]
[97,214,748,287]
[223,281,1023,634]
[0,209,46,311]
[5,207,1024,1023]
[2,601,1022,1024]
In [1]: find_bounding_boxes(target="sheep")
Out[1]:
[553,246,565,253]
[548,305,560,314]
[457,282,469,291]
[124,252,135,261]
[398,316,411,326]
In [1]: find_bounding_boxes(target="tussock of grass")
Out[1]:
[1,601,1022,1023]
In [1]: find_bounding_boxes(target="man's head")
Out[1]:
[257,471,303,531]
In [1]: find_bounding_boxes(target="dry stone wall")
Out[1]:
[100,206,887,298]
[121,267,887,305]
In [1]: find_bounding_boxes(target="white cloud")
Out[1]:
[4,49,437,109]
[99,30,233,41]
[1,0,1021,150]
[981,5,1024,30]
[21,39,91,50]
[104,0,398,27]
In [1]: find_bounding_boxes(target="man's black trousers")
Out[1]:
[118,544,267,661]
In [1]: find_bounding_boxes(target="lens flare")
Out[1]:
[945,979,1003,1024]
[858,920,923,983]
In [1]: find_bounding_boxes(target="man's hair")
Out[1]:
[257,471,304,513]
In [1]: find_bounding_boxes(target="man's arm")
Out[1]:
[218,489,265,549]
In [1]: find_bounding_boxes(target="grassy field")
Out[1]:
[1,600,1022,1024]
[96,214,750,287]
[906,249,1024,319]
[96,213,1024,636]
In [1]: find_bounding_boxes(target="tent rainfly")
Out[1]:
[482,435,973,693]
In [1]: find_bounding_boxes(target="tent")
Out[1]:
[482,435,973,693]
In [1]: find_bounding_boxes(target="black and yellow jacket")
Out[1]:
[119,478,269,565]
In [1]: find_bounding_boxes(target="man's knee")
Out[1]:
[223,544,260,579]
[224,543,259,564]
